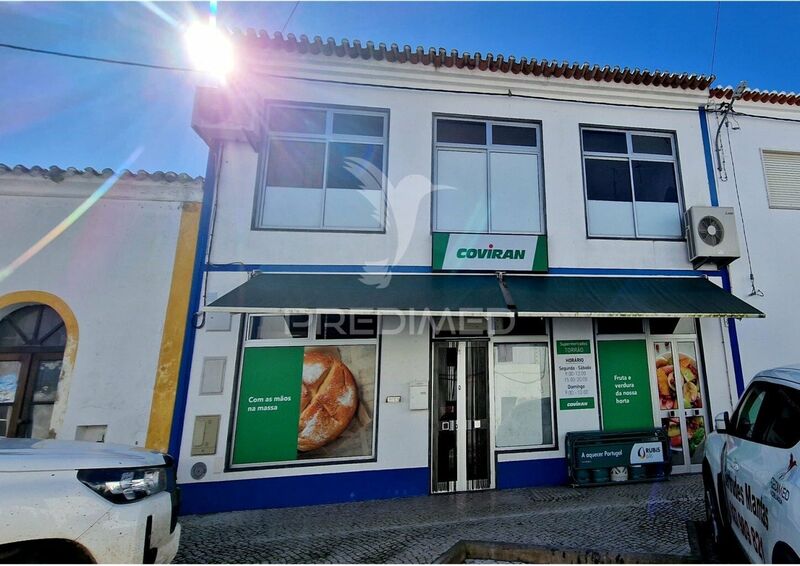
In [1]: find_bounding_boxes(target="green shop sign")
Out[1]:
[597,340,654,431]
[432,232,548,272]
[231,347,304,465]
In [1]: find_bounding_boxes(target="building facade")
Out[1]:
[167,33,774,514]
[0,165,202,449]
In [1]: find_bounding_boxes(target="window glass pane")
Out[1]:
[587,201,635,237]
[0,361,21,403]
[316,315,378,339]
[41,325,66,348]
[323,189,382,229]
[494,317,547,336]
[435,149,489,232]
[268,107,326,134]
[632,135,673,155]
[332,114,384,137]
[433,316,488,338]
[250,316,310,340]
[266,140,325,188]
[761,386,800,448]
[32,360,61,403]
[734,385,767,440]
[585,159,632,201]
[492,125,537,147]
[583,130,627,153]
[437,120,487,145]
[596,318,643,334]
[29,404,53,439]
[0,405,10,436]
[326,143,384,190]
[649,318,696,334]
[632,161,678,203]
[494,343,552,447]
[0,320,26,348]
[38,307,63,342]
[489,152,541,233]
[261,187,323,228]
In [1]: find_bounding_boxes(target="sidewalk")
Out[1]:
[175,474,704,563]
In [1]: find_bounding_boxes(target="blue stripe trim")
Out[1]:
[207,263,433,273]
[720,270,746,395]
[178,467,429,514]
[496,457,568,489]
[168,145,220,460]
[699,107,720,207]
[206,263,719,278]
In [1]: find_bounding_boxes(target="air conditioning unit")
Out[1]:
[191,86,259,149]
[685,206,741,269]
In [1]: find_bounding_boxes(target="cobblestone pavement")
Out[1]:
[175,474,705,563]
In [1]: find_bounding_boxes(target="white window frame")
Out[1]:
[433,116,545,235]
[255,104,389,232]
[581,127,685,240]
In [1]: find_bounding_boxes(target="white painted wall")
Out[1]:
[0,173,201,446]
[707,106,800,384]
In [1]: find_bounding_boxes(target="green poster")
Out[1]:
[597,340,654,431]
[232,347,304,465]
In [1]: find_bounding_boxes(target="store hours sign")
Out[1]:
[555,339,597,411]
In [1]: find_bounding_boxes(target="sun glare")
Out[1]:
[185,21,234,81]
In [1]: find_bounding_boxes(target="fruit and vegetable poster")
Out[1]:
[232,345,377,466]
[597,340,654,431]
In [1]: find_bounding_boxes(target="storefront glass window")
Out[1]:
[232,314,379,468]
[494,317,547,336]
[595,318,644,335]
[250,315,310,340]
[493,343,553,448]
[648,318,696,335]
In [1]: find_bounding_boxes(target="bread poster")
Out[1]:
[232,344,377,466]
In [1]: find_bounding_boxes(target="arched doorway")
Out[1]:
[0,304,66,438]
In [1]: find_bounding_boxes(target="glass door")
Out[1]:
[431,340,492,493]
[650,338,706,473]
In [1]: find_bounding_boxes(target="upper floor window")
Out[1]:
[762,150,800,210]
[433,117,543,234]
[581,128,683,239]
[255,104,389,232]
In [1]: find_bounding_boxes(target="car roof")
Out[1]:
[754,364,800,387]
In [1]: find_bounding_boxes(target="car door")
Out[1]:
[725,381,771,562]
[742,382,800,563]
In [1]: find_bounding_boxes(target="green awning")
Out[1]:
[207,273,513,316]
[505,275,764,318]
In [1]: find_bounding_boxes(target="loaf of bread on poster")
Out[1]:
[298,350,359,452]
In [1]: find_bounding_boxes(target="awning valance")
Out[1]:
[505,275,764,318]
[206,273,513,317]
[207,273,764,319]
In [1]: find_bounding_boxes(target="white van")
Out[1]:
[703,365,800,563]
[0,439,180,563]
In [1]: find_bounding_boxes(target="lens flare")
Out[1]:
[185,21,234,81]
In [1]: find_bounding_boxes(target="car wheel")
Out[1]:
[704,470,725,547]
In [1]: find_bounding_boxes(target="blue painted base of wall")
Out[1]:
[179,466,429,515]
[179,458,569,515]
[496,457,569,489]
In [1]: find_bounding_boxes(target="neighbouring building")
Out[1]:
[704,88,800,383]
[0,165,202,450]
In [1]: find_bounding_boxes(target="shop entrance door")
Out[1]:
[648,337,707,474]
[431,340,492,493]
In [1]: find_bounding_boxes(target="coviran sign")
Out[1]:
[432,232,548,272]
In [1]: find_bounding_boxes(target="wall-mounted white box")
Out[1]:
[409,384,428,410]
[200,357,226,395]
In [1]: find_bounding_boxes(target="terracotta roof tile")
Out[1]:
[0,164,203,184]
[233,29,716,92]
[709,86,800,107]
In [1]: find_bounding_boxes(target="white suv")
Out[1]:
[703,365,800,563]
[0,438,180,563]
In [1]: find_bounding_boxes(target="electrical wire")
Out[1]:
[280,1,300,34]
[0,42,196,72]
[709,1,721,76]
[723,121,764,298]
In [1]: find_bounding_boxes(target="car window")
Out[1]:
[732,383,768,441]
[760,384,800,449]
